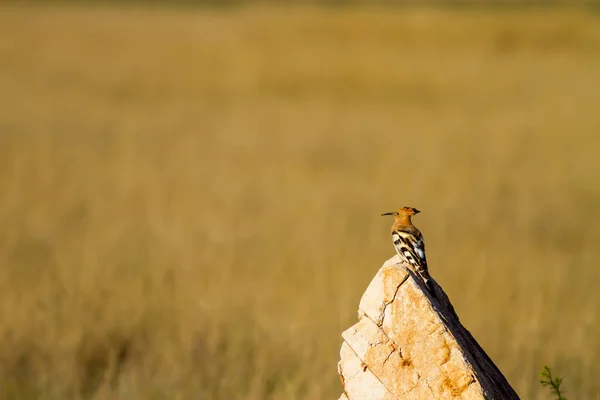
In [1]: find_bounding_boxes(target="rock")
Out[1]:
[338,255,519,399]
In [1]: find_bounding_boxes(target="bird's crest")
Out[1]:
[399,206,420,216]
[381,206,421,218]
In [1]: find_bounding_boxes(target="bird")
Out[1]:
[381,206,434,293]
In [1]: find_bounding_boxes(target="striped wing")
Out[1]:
[392,230,428,272]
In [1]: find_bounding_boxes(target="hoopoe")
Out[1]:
[381,207,434,293]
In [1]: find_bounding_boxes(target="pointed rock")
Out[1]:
[338,255,519,399]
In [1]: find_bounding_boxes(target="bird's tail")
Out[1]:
[423,277,435,294]
[416,266,435,294]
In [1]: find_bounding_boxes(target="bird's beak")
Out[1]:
[414,209,421,214]
[381,212,395,216]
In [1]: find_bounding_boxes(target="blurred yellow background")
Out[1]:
[0,3,599,399]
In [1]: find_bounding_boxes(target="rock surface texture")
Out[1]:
[338,255,519,400]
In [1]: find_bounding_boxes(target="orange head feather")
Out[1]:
[381,206,420,218]
[381,206,421,226]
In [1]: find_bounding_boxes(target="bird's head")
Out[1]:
[381,206,421,218]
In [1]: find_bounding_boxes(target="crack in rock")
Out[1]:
[379,279,403,327]
[381,348,394,368]
[423,377,436,397]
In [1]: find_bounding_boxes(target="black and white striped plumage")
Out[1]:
[392,227,432,291]
[382,206,433,293]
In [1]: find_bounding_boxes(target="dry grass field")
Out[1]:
[0,3,599,399]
